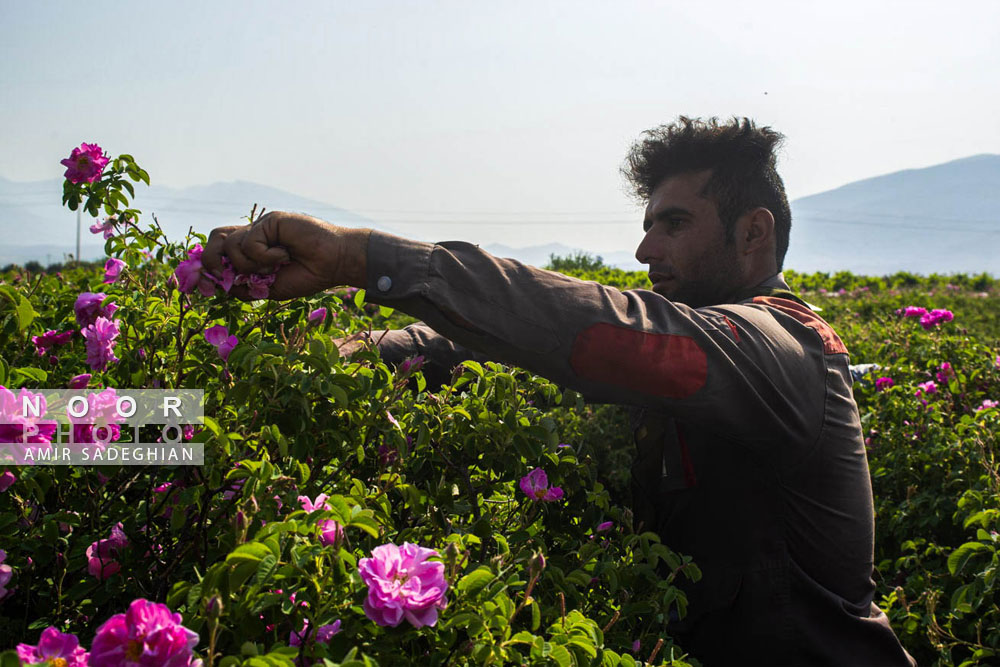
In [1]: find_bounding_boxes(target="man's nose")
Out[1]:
[635,231,659,265]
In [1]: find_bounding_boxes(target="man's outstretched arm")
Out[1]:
[201,211,825,448]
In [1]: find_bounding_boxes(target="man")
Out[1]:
[202,117,915,666]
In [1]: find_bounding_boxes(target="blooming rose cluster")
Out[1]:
[875,377,895,392]
[358,542,449,628]
[919,309,954,330]
[75,292,122,372]
[937,361,956,383]
[173,244,276,299]
[896,306,955,329]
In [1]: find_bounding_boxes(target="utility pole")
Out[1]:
[76,208,81,264]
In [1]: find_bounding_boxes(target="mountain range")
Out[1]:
[2,154,998,275]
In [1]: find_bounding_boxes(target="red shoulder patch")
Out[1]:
[752,296,848,355]
[570,323,707,398]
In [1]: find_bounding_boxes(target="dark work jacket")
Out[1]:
[363,230,916,666]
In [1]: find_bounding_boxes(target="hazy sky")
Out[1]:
[3,0,999,252]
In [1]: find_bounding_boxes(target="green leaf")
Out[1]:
[12,367,48,384]
[545,643,573,667]
[329,385,349,408]
[253,554,279,586]
[458,567,494,598]
[0,650,23,667]
[14,296,35,332]
[348,514,380,538]
[226,542,272,565]
[229,561,258,590]
[948,542,988,575]
[462,360,485,377]
[353,289,366,309]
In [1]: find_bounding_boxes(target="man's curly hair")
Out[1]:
[622,116,792,270]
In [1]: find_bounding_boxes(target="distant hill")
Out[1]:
[785,154,1000,275]
[3,154,998,275]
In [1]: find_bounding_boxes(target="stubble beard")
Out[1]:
[656,245,743,308]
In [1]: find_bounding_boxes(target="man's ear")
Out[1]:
[737,207,775,256]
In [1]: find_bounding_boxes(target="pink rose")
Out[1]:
[89,598,200,667]
[936,362,955,384]
[898,306,927,318]
[103,258,127,284]
[234,272,275,299]
[0,470,16,492]
[318,519,345,549]
[81,317,121,371]
[31,329,74,357]
[17,627,89,666]
[86,522,129,580]
[60,142,109,184]
[0,386,58,454]
[519,468,564,502]
[204,325,238,362]
[359,542,448,628]
[289,619,341,647]
[308,307,328,325]
[0,549,13,600]
[919,308,954,330]
[90,218,118,239]
[74,292,117,328]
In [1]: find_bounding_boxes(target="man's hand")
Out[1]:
[201,211,371,301]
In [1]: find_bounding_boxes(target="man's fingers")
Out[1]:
[240,223,291,273]
[201,226,241,277]
[223,229,258,275]
[242,214,291,270]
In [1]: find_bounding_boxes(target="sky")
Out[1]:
[3,0,999,253]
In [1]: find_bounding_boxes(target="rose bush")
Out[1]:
[0,146,700,665]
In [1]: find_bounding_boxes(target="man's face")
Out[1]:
[634,170,743,307]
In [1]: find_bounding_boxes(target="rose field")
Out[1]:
[0,146,998,666]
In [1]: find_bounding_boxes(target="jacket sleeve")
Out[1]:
[363,230,828,453]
